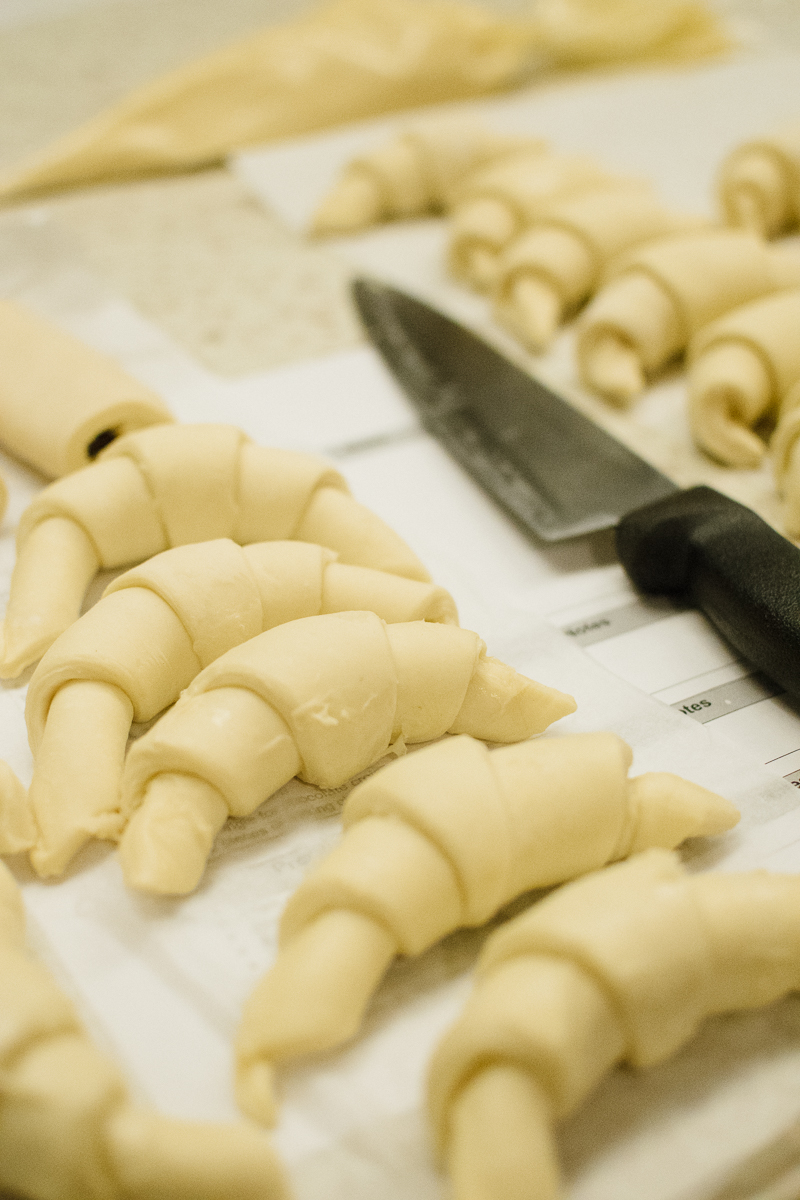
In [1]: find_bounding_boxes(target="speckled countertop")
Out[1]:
[0,0,544,376]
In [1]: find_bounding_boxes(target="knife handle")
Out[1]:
[615,485,800,701]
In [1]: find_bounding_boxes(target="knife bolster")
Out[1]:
[616,485,800,699]
[615,486,729,592]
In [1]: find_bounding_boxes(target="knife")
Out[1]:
[352,276,800,703]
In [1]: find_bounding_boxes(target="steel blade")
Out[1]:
[353,277,677,541]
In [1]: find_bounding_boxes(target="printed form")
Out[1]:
[551,582,800,790]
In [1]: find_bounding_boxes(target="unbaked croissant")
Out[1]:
[0,422,429,679]
[576,230,800,405]
[718,120,800,238]
[117,611,575,897]
[766,377,800,539]
[493,185,704,350]
[309,118,541,236]
[24,539,458,878]
[234,732,738,1125]
[0,759,33,855]
[447,149,614,291]
[0,860,290,1200]
[688,287,800,467]
[0,0,727,205]
[0,299,173,480]
[429,847,800,1200]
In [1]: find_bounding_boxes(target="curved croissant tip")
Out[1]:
[0,624,40,680]
[689,383,767,468]
[580,331,645,405]
[309,172,383,236]
[723,186,772,238]
[107,1104,289,1198]
[0,761,36,856]
[459,244,500,292]
[118,773,228,895]
[626,772,740,856]
[235,1058,279,1128]
[699,788,741,836]
[498,275,562,351]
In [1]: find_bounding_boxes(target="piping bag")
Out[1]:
[0,0,730,204]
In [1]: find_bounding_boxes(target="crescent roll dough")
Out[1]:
[0,0,543,203]
[24,538,457,878]
[0,861,290,1200]
[493,185,705,351]
[447,149,615,291]
[0,300,173,480]
[116,611,575,897]
[234,732,738,1125]
[766,377,800,539]
[718,120,800,238]
[0,422,429,680]
[576,230,800,405]
[688,287,800,467]
[0,759,34,855]
[0,0,729,204]
[310,118,542,236]
[429,848,800,1200]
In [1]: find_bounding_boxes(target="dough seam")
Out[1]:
[117,445,176,556]
[620,264,691,345]
[241,550,269,643]
[481,748,522,912]
[691,329,781,402]
[346,778,478,921]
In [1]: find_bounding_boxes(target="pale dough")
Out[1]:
[0,0,727,204]
[718,120,800,238]
[234,732,737,1126]
[766,376,800,539]
[0,422,430,679]
[493,185,705,350]
[23,538,458,878]
[0,299,172,479]
[0,759,34,855]
[688,287,800,467]
[576,230,800,405]
[447,149,615,291]
[310,118,542,235]
[0,0,541,202]
[0,860,290,1200]
[532,0,730,67]
[116,611,576,897]
[429,848,800,1200]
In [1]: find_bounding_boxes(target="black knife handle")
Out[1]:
[616,486,800,701]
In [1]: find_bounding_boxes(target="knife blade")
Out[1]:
[352,276,800,703]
